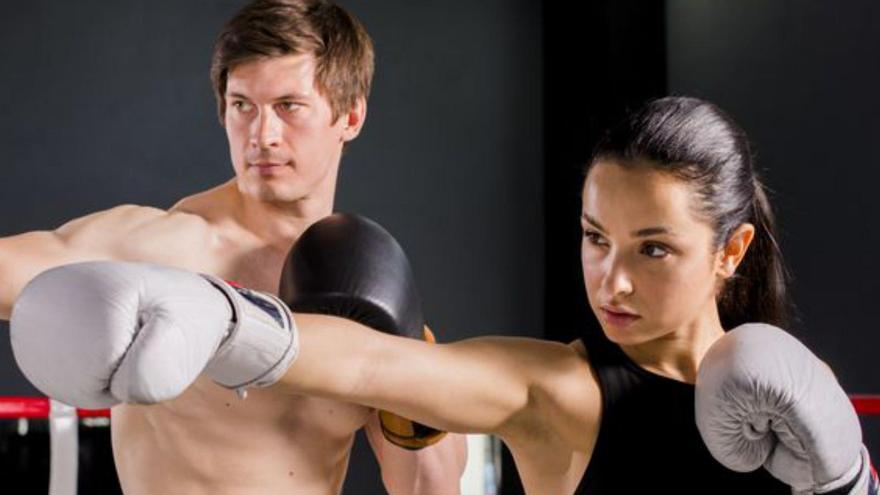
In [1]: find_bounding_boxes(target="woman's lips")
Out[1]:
[600,307,641,328]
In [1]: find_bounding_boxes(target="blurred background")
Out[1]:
[0,1,877,493]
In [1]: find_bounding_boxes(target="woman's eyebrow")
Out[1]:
[582,213,676,237]
[582,213,606,233]
[633,226,676,238]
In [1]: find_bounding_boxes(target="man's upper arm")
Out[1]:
[0,205,167,319]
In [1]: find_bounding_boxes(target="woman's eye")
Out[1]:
[641,243,670,259]
[583,230,608,246]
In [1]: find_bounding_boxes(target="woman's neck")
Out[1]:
[619,305,725,384]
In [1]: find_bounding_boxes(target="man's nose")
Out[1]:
[251,108,282,149]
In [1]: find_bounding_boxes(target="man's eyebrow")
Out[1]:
[272,93,309,101]
[581,213,676,237]
[226,92,309,101]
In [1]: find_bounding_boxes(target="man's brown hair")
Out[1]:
[210,0,374,124]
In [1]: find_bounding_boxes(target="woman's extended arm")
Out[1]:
[279,313,592,439]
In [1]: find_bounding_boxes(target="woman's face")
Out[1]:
[581,160,727,346]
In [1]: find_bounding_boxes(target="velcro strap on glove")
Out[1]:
[202,276,299,396]
[816,447,879,495]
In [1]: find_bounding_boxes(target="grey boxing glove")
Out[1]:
[11,261,296,408]
[695,323,869,494]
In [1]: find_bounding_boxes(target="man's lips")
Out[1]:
[248,162,289,175]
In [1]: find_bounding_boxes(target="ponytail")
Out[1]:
[717,178,791,329]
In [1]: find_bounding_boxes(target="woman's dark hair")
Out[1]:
[587,96,791,329]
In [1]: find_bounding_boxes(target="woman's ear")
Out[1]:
[717,223,755,278]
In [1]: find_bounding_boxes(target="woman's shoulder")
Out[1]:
[511,337,602,456]
[569,338,587,359]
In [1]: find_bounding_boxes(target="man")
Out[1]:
[0,0,466,493]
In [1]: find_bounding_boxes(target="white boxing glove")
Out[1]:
[10,261,297,409]
[695,323,868,494]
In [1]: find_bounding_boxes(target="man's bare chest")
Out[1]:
[208,240,291,294]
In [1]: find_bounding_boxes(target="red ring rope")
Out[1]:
[0,397,109,419]
[0,395,877,419]
[852,395,880,416]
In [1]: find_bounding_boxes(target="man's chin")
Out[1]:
[241,181,305,204]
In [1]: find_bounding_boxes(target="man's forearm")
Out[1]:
[0,237,16,320]
[0,264,12,320]
[366,413,467,495]
[0,242,20,320]
[282,315,468,493]
[0,230,88,321]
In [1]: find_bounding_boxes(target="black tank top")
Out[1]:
[575,330,790,494]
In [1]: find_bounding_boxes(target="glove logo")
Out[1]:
[233,287,286,328]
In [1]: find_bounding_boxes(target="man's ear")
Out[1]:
[717,223,755,278]
[341,96,367,142]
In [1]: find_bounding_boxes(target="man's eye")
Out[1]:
[232,101,253,112]
[278,101,301,113]
[641,243,670,259]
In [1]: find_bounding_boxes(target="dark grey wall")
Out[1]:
[0,1,543,493]
[7,0,875,491]
[666,0,880,457]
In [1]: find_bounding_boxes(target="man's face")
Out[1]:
[224,53,363,204]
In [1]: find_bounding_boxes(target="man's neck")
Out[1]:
[228,181,335,252]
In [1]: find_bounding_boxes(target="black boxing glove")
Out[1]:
[279,213,447,450]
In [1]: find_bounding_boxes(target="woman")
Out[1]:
[280,97,875,493]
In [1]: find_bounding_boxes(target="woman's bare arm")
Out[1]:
[280,313,597,441]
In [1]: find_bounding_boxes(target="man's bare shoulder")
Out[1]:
[55,204,219,269]
[169,181,236,223]
[57,204,210,240]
